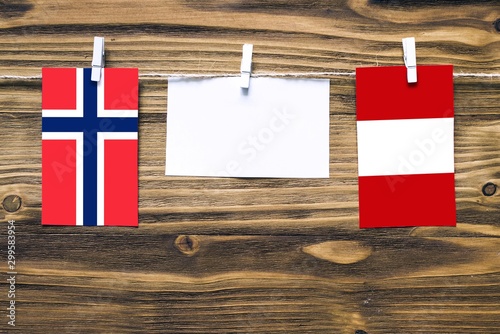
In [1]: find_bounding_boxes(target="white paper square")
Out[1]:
[166,77,330,178]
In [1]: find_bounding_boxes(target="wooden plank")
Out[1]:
[0,0,499,332]
[0,1,498,76]
[1,77,499,233]
[9,232,500,333]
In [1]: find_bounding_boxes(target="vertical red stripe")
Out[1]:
[358,173,456,228]
[42,68,77,110]
[104,140,138,226]
[104,68,139,110]
[42,140,77,225]
[356,65,454,121]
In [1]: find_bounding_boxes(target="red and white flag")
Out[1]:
[356,65,456,228]
[42,68,139,226]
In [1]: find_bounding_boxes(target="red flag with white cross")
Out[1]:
[42,68,139,226]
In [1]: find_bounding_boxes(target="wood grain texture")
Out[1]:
[1,0,499,333]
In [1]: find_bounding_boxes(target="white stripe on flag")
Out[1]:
[97,132,138,226]
[97,70,138,118]
[42,68,84,118]
[357,117,454,177]
[42,132,84,226]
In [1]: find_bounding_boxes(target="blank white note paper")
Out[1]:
[166,77,330,178]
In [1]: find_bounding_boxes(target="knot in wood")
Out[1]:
[302,241,372,264]
[482,182,497,196]
[2,195,22,213]
[174,235,200,256]
[494,19,500,32]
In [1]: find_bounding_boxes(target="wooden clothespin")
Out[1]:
[240,44,253,89]
[91,37,105,82]
[402,37,417,83]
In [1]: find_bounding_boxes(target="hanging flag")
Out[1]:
[42,68,139,226]
[356,65,456,228]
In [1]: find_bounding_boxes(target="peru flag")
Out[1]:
[42,68,139,226]
[356,65,456,228]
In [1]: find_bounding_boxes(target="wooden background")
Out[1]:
[1,0,499,333]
